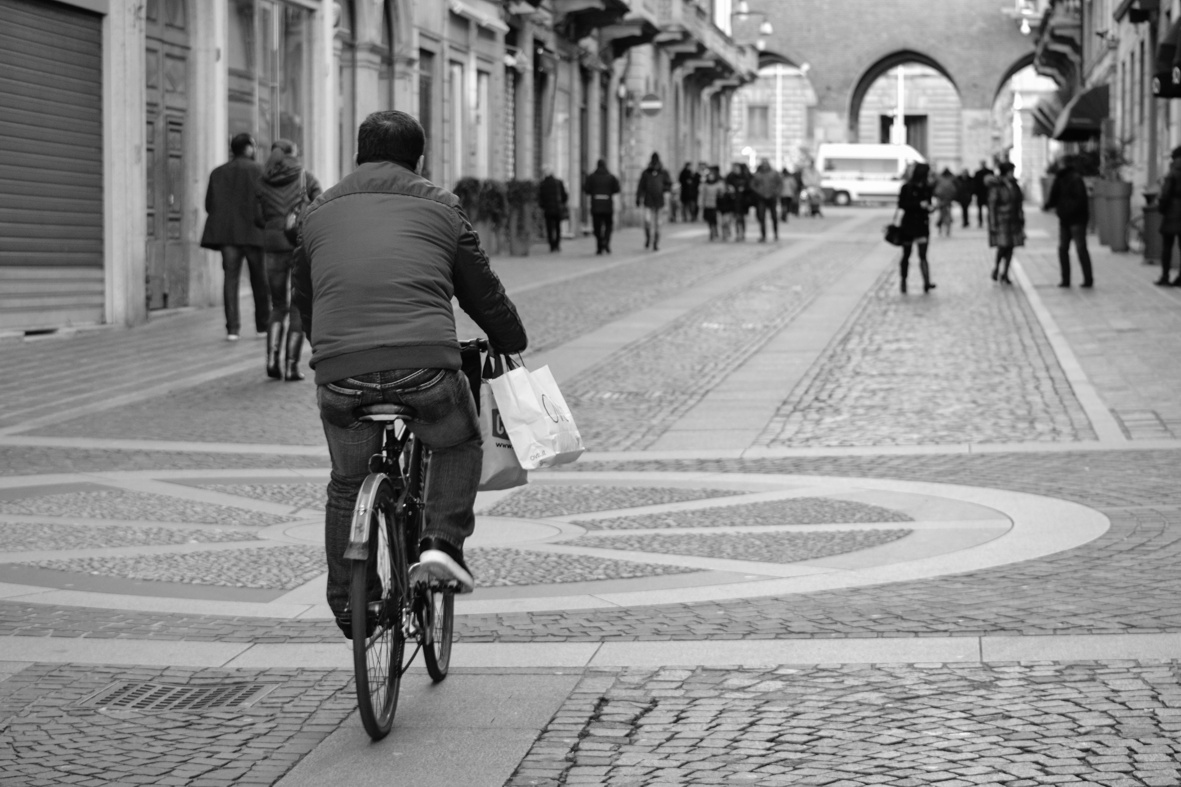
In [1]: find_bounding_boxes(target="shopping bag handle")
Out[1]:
[481,348,520,379]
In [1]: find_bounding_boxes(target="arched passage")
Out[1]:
[993,52,1038,107]
[847,50,959,140]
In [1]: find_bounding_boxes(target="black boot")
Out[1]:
[284,330,305,381]
[644,227,651,249]
[266,323,284,380]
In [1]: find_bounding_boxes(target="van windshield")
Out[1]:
[823,158,898,175]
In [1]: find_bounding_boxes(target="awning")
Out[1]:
[1053,83,1108,141]
[1032,93,1065,137]
[1158,21,1181,98]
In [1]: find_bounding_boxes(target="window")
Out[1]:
[747,105,770,138]
[227,0,313,156]
[450,60,466,183]
[419,50,434,179]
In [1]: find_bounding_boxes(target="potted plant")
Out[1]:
[475,179,508,256]
[505,179,537,256]
[1097,137,1134,251]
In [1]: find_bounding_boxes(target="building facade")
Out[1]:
[0,0,755,333]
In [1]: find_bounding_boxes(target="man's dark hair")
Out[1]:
[356,110,425,168]
[230,133,254,156]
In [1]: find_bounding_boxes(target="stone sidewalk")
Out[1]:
[1,209,1180,786]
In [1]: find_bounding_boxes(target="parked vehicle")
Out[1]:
[816,143,927,205]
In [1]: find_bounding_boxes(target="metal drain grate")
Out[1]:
[78,681,276,712]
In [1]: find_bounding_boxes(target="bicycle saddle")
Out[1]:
[358,404,417,422]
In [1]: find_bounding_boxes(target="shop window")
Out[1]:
[336,0,356,175]
[227,0,313,157]
[450,61,467,184]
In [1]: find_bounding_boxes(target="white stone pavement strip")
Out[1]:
[8,633,1181,670]
[0,486,293,526]
[0,470,1108,622]
[1012,256,1128,443]
[0,520,257,554]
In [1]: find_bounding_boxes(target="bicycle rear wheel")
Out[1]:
[419,588,454,681]
[351,478,405,740]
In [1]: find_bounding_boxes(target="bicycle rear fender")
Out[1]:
[344,472,389,561]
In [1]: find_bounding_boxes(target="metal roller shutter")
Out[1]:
[0,0,104,331]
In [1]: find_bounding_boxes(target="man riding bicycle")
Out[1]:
[292,110,527,639]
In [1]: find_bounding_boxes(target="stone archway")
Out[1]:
[758,0,1033,166]
[847,50,959,143]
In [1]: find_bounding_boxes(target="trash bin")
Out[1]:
[1143,192,1162,263]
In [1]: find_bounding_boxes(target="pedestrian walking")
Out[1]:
[725,162,752,240]
[290,109,527,623]
[987,162,1025,285]
[1155,146,1181,286]
[717,181,736,241]
[779,167,797,222]
[897,162,936,294]
[200,132,268,342]
[584,159,620,255]
[637,153,672,251]
[1043,155,1094,288]
[751,158,783,242]
[256,138,322,380]
[700,166,723,241]
[933,168,958,237]
[954,169,974,229]
[972,160,994,228]
[538,169,568,252]
[679,162,700,222]
[801,165,824,217]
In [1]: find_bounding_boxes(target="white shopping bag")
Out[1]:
[489,364,584,469]
[478,379,528,491]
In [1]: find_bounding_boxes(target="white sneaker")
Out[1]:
[226,334,240,342]
[410,547,475,594]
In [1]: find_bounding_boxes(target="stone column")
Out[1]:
[516,25,534,179]
[310,1,337,186]
[104,0,147,326]
[187,0,227,310]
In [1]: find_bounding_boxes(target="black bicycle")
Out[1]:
[345,341,488,739]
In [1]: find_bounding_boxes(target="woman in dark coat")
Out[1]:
[725,163,752,241]
[1157,146,1181,286]
[256,139,322,381]
[987,162,1025,284]
[897,162,935,293]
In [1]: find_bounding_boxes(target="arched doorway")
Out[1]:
[849,51,963,171]
[730,51,818,170]
[993,61,1060,203]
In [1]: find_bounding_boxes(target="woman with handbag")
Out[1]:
[256,139,322,380]
[896,162,936,294]
[987,162,1024,285]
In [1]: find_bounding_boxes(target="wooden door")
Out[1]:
[145,0,190,310]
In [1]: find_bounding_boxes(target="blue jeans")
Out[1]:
[318,368,481,617]
[221,245,267,335]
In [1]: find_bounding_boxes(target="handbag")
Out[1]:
[489,363,584,470]
[477,352,528,491]
[283,169,307,246]
[884,209,905,246]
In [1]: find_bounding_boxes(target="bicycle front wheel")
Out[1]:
[419,588,454,681]
[351,477,405,740]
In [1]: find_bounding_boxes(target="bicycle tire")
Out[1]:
[404,445,454,681]
[420,588,454,681]
[351,477,405,740]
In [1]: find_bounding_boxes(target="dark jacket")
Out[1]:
[972,166,994,199]
[538,175,568,217]
[290,161,527,385]
[584,166,620,215]
[256,155,322,253]
[1159,160,1181,235]
[637,164,672,209]
[200,156,264,249]
[898,179,934,241]
[678,167,700,201]
[725,169,752,214]
[988,176,1025,249]
[1044,166,1089,226]
[750,164,784,201]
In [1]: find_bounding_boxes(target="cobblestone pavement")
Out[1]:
[758,235,1096,447]
[507,662,1181,786]
[3,215,1181,785]
[0,488,293,527]
[0,663,354,786]
[564,239,870,451]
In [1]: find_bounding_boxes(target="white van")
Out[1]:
[816,143,926,205]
